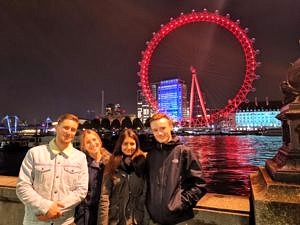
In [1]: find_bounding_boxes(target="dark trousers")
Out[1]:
[149,219,191,225]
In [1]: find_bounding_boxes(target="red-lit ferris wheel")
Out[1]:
[139,9,259,127]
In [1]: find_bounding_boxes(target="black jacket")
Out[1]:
[146,136,206,225]
[99,154,149,225]
[75,154,105,225]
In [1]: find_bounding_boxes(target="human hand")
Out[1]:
[36,214,50,221]
[37,201,64,221]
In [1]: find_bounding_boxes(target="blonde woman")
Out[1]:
[75,129,110,225]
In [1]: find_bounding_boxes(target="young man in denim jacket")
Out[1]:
[16,113,88,225]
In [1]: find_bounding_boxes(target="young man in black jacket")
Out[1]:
[146,113,206,225]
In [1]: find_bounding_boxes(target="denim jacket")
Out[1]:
[16,139,88,225]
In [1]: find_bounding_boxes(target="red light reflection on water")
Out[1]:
[180,135,281,196]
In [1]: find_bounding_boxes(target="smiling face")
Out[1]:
[121,136,137,156]
[55,119,78,149]
[83,132,102,158]
[150,117,173,144]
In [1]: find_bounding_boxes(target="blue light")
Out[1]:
[158,79,183,121]
[235,110,281,127]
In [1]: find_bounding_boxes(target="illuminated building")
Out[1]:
[136,82,158,123]
[137,89,150,124]
[157,79,187,121]
[137,79,187,123]
[234,100,282,130]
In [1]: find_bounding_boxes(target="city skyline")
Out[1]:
[0,1,299,123]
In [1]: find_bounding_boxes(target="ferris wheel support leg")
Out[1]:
[189,70,195,128]
[190,66,209,127]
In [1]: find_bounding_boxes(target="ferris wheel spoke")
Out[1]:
[139,10,258,126]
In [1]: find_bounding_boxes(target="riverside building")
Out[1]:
[137,78,188,123]
[137,82,158,124]
[137,76,281,132]
[233,99,282,131]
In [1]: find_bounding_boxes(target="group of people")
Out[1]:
[16,112,206,225]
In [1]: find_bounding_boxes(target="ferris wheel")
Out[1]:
[139,9,260,126]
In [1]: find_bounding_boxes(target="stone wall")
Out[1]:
[0,175,250,225]
[0,186,24,225]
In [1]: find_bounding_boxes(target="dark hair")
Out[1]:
[57,113,79,125]
[105,129,140,180]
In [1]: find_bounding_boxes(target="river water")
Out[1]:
[180,135,282,196]
[0,135,282,196]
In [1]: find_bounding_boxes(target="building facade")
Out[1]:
[224,100,283,131]
[136,82,158,124]
[157,79,187,121]
[137,79,188,123]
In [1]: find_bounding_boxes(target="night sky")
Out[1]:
[0,0,299,123]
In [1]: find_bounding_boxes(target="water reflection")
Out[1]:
[0,135,282,196]
[0,148,27,176]
[180,135,282,196]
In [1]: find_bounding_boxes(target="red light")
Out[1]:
[138,11,258,126]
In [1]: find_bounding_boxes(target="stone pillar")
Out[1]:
[250,57,300,225]
[265,102,300,183]
[250,102,300,225]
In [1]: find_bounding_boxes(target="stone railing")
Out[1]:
[0,175,250,225]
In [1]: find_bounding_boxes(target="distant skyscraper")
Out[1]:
[105,103,124,117]
[136,89,145,121]
[136,89,153,124]
[137,79,187,122]
[158,79,187,121]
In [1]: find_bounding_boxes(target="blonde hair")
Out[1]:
[80,129,110,165]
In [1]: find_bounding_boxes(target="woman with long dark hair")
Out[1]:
[99,129,148,225]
